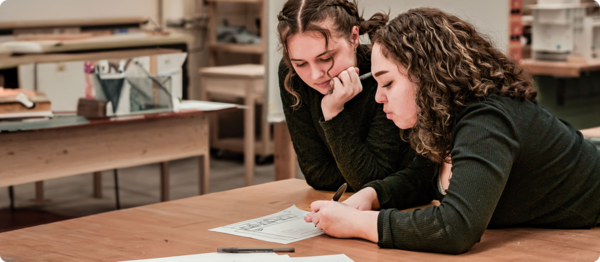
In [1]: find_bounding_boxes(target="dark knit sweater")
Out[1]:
[278,46,430,192]
[364,94,600,254]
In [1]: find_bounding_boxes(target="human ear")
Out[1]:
[351,25,360,47]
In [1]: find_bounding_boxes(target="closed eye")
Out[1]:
[382,81,393,88]
[295,62,307,67]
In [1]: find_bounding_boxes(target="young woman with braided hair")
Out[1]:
[306,8,600,254]
[276,0,435,192]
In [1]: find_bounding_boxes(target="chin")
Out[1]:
[393,120,413,130]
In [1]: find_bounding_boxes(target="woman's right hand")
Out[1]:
[321,67,362,121]
[343,187,380,211]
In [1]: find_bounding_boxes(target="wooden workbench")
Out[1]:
[520,59,600,105]
[0,108,235,203]
[0,179,598,261]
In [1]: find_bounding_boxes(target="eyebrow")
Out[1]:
[373,70,389,77]
[290,49,336,62]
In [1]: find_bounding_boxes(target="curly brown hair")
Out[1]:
[277,0,388,108]
[371,8,537,164]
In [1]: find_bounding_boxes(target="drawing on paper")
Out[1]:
[209,205,324,244]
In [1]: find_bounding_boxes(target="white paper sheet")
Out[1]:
[290,254,354,262]
[119,252,282,262]
[209,205,324,244]
[179,100,240,111]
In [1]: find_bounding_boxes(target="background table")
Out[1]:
[0,108,234,206]
[520,59,600,105]
[0,179,598,262]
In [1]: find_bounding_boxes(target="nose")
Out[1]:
[375,87,387,104]
[310,65,324,80]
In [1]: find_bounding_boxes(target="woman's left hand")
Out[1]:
[304,200,379,242]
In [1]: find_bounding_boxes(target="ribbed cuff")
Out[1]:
[377,209,394,248]
[319,108,350,136]
[362,181,390,209]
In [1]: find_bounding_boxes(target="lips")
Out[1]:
[383,110,392,119]
[315,80,330,88]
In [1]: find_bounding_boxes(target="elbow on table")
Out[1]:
[437,231,483,254]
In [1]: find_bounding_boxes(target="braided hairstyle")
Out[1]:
[277,0,388,108]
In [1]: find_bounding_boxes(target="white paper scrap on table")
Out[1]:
[209,205,324,244]
[179,100,240,111]
[119,252,282,262]
[290,254,354,262]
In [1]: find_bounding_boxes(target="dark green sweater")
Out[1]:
[364,94,600,254]
[278,46,431,192]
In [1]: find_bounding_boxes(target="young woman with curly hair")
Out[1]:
[277,0,434,192]
[305,8,600,254]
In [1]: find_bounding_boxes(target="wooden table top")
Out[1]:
[0,48,183,70]
[1,32,192,55]
[520,59,600,78]
[0,179,598,262]
[0,107,236,133]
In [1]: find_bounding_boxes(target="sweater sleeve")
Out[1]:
[319,95,411,191]
[279,61,348,191]
[362,150,438,210]
[376,103,520,254]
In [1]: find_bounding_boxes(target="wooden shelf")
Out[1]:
[0,17,148,30]
[209,43,264,55]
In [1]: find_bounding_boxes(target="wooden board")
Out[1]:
[0,17,148,30]
[0,90,51,113]
[520,59,600,78]
[0,179,598,262]
[0,48,183,70]
[1,32,192,55]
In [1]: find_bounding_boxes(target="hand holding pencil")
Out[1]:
[321,67,365,121]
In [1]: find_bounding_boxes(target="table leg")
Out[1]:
[8,186,14,210]
[557,78,567,106]
[274,122,296,180]
[35,181,44,202]
[114,169,120,210]
[160,162,169,202]
[199,154,209,195]
[93,172,102,199]
[244,80,255,187]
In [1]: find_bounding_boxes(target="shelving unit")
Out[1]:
[205,0,265,65]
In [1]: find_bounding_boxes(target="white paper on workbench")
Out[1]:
[119,252,281,262]
[179,100,240,111]
[209,205,324,244]
[290,254,354,262]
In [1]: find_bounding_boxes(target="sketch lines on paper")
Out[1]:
[209,205,324,244]
[222,210,319,241]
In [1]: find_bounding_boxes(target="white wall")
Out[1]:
[266,0,510,123]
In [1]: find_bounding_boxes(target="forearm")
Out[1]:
[356,210,379,242]
[363,162,437,210]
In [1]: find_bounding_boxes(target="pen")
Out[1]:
[331,182,348,202]
[327,72,373,95]
[217,247,295,253]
